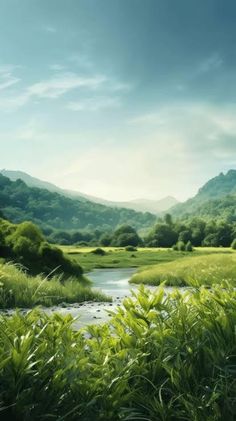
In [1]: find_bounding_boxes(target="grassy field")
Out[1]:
[1,284,236,420]
[131,252,236,287]
[0,262,110,308]
[60,245,233,272]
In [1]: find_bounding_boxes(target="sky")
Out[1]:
[1,0,236,202]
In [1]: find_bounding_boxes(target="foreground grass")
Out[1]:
[0,262,110,308]
[1,284,236,420]
[131,253,236,287]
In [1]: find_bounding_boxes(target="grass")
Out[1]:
[60,245,221,272]
[130,252,236,287]
[0,262,110,308]
[1,284,236,419]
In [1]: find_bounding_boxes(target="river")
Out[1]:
[46,268,138,328]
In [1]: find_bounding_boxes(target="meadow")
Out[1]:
[61,245,233,272]
[1,284,236,420]
[130,252,236,287]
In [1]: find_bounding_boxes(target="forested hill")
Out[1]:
[171,170,236,220]
[0,174,156,231]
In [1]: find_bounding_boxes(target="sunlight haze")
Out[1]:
[1,0,236,201]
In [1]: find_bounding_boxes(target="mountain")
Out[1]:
[0,169,178,213]
[0,174,156,231]
[171,170,236,219]
[124,196,179,213]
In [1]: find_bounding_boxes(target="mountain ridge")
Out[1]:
[170,170,236,218]
[0,169,178,214]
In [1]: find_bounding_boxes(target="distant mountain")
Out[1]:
[0,169,178,213]
[0,174,156,231]
[171,170,236,219]
[116,196,179,213]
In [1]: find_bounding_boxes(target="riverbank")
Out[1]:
[0,262,110,308]
[130,253,236,287]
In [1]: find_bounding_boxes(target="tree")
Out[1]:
[231,239,236,250]
[164,213,173,225]
[146,223,178,248]
[178,230,192,243]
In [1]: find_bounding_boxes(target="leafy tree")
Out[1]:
[111,225,142,247]
[164,213,173,225]
[178,230,192,243]
[146,224,178,248]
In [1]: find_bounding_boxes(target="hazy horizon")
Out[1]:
[1,0,236,201]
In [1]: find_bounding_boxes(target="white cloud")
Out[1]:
[0,65,20,91]
[0,68,130,111]
[0,72,108,111]
[27,73,106,99]
[67,96,121,111]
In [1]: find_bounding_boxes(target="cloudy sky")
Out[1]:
[1,0,236,201]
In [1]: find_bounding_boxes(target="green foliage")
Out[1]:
[145,222,178,247]
[176,240,186,251]
[231,239,236,249]
[111,224,142,247]
[125,245,137,251]
[91,247,106,256]
[0,219,83,278]
[145,216,235,248]
[185,240,193,251]
[1,284,236,419]
[0,174,156,231]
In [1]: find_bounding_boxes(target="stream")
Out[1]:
[46,268,138,328]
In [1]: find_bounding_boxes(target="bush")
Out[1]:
[125,245,137,251]
[177,241,186,251]
[91,247,106,256]
[185,241,193,252]
[1,219,83,279]
[231,239,236,249]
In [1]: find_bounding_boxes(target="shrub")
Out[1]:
[125,245,137,251]
[91,247,106,256]
[185,241,193,252]
[177,241,186,251]
[231,239,236,249]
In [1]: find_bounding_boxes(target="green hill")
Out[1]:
[0,174,156,231]
[0,169,178,213]
[171,170,236,220]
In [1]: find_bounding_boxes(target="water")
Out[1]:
[46,268,138,328]
[89,267,137,299]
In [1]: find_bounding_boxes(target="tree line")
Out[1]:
[46,214,236,249]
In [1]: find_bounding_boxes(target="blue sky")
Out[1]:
[1,0,236,201]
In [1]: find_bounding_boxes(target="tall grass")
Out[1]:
[130,253,236,286]
[0,262,110,308]
[1,284,236,419]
